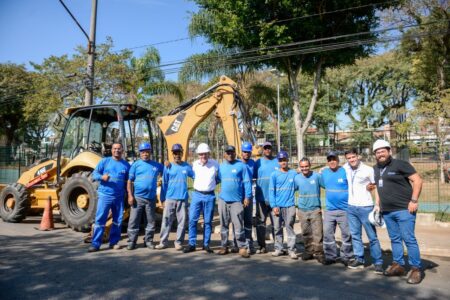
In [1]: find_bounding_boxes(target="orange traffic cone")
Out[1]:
[39,196,54,231]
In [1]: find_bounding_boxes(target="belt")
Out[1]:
[194,189,215,194]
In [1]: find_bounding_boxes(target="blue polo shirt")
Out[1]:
[254,157,279,203]
[218,160,252,202]
[128,159,163,201]
[294,171,322,211]
[269,169,297,208]
[161,162,194,201]
[93,157,130,198]
[320,167,348,211]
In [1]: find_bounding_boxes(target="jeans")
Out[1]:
[347,205,383,265]
[92,194,124,249]
[188,191,216,247]
[127,198,156,245]
[383,209,422,268]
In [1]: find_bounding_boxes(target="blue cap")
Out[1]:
[225,145,236,152]
[326,151,338,159]
[139,142,152,151]
[277,150,289,160]
[242,142,252,152]
[172,143,183,152]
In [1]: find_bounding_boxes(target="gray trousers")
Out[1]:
[298,208,324,257]
[232,201,254,250]
[323,210,353,260]
[127,198,156,244]
[219,200,246,248]
[159,200,187,246]
[273,206,297,252]
[255,201,274,248]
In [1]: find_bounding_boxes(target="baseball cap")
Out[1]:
[225,145,236,152]
[326,151,338,159]
[172,143,183,152]
[277,150,289,160]
[262,142,272,148]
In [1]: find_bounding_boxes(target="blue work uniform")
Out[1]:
[91,157,130,249]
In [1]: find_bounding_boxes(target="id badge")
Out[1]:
[378,179,383,187]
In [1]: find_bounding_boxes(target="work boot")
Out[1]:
[127,243,136,251]
[406,267,423,284]
[248,247,256,255]
[348,260,364,269]
[374,264,384,275]
[301,253,314,261]
[183,245,196,253]
[202,246,214,254]
[256,247,267,254]
[316,255,326,265]
[239,248,250,258]
[322,259,336,266]
[88,246,99,253]
[217,247,229,255]
[155,244,168,250]
[384,262,405,277]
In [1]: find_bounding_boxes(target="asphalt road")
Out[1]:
[1,218,450,300]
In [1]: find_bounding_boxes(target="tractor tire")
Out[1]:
[59,172,98,232]
[0,183,30,223]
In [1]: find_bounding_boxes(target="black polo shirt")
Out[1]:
[373,158,416,212]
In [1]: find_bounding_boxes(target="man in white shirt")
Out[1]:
[183,143,219,254]
[344,148,383,274]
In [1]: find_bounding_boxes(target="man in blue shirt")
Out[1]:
[156,144,194,250]
[320,151,353,265]
[217,145,252,258]
[254,141,279,254]
[269,151,298,259]
[126,142,163,250]
[89,142,130,252]
[294,157,325,264]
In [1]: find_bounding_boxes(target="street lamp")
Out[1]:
[270,69,285,152]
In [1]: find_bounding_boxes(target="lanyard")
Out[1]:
[350,165,359,197]
[380,167,387,178]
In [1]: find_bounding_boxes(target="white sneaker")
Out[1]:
[155,244,167,250]
[289,251,298,260]
[272,249,284,257]
[174,244,183,251]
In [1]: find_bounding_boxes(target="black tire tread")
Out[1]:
[0,183,30,223]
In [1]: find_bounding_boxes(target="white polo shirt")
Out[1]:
[344,162,375,206]
[192,158,219,192]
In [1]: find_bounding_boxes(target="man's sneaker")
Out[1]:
[374,264,384,275]
[301,253,314,261]
[110,244,121,250]
[384,262,405,277]
[155,244,168,250]
[271,249,284,257]
[217,247,229,255]
[146,242,155,250]
[183,245,196,253]
[88,246,99,253]
[289,251,298,260]
[174,244,184,251]
[239,248,250,258]
[256,247,267,254]
[322,259,336,266]
[202,246,214,254]
[340,259,350,267]
[406,267,423,284]
[230,247,239,253]
[127,243,136,250]
[348,260,364,269]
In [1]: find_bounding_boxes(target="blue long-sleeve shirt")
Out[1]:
[269,169,297,208]
[128,159,163,200]
[294,171,322,211]
[160,162,194,201]
[93,157,130,198]
[254,157,279,203]
[320,167,348,211]
[218,160,252,202]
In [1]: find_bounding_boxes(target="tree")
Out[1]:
[187,0,395,158]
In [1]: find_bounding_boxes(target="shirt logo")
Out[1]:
[153,167,158,171]
[182,170,187,174]
[232,169,237,173]
[388,172,396,175]
[310,180,315,184]
[289,179,293,182]
[275,167,279,170]
[338,178,344,183]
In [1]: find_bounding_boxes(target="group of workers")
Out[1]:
[87,138,424,285]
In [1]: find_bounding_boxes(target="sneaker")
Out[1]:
[374,264,384,275]
[203,246,214,254]
[146,242,155,250]
[155,244,168,250]
[271,249,284,257]
[289,251,298,260]
[384,262,405,277]
[88,246,99,253]
[217,247,229,255]
[340,259,350,267]
[110,244,121,250]
[174,244,184,251]
[127,243,136,250]
[301,253,314,261]
[348,260,364,269]
[322,259,336,266]
[183,245,196,253]
[256,247,267,254]
[239,248,250,258]
[406,267,423,284]
[248,248,256,255]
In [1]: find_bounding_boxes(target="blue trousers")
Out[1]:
[188,191,216,247]
[91,194,124,249]
[347,205,383,265]
[383,210,422,268]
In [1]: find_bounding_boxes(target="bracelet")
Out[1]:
[410,199,418,204]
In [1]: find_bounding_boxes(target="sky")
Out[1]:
[0,0,210,80]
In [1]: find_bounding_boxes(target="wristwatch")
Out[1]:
[410,199,418,204]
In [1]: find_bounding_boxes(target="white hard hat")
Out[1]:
[368,209,386,228]
[373,139,391,153]
[196,143,211,154]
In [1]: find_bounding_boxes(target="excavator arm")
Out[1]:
[156,76,258,161]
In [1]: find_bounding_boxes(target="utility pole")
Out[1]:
[59,0,98,106]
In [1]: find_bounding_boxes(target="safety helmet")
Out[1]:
[138,142,152,151]
[196,143,211,154]
[242,142,253,152]
[373,139,391,153]
[368,209,386,228]
[277,150,289,160]
[172,143,183,152]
